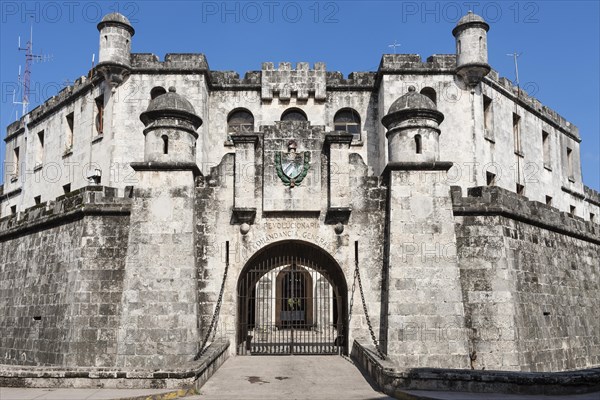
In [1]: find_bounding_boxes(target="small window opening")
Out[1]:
[63,184,71,194]
[95,95,104,135]
[10,205,17,215]
[36,130,45,165]
[33,316,42,321]
[486,171,496,186]
[570,205,576,216]
[457,40,461,54]
[513,113,522,155]
[150,86,167,100]
[542,130,550,168]
[590,213,596,223]
[227,109,255,134]
[516,184,525,196]
[281,108,308,122]
[162,135,169,155]
[13,147,20,176]
[545,196,553,206]
[414,134,422,154]
[333,108,361,141]
[66,112,74,149]
[566,147,574,179]
[420,87,437,105]
[34,196,41,205]
[483,95,493,136]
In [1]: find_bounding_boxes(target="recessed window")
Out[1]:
[162,135,169,155]
[34,196,41,205]
[63,183,71,194]
[227,109,254,134]
[516,184,525,196]
[10,205,17,215]
[483,95,493,140]
[414,134,422,154]
[513,113,522,155]
[566,147,574,180]
[13,146,20,177]
[457,40,461,54]
[570,205,576,216]
[486,171,496,186]
[66,112,74,150]
[95,95,105,135]
[542,130,550,168]
[36,130,45,166]
[545,196,553,206]
[281,108,307,122]
[333,108,361,140]
[420,87,437,105]
[150,86,166,100]
[591,213,596,223]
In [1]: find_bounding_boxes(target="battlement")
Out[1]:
[377,54,457,73]
[0,186,130,238]
[209,70,261,88]
[451,185,599,243]
[131,53,210,72]
[6,75,93,140]
[326,71,376,89]
[485,70,579,140]
[261,61,327,100]
[584,185,600,207]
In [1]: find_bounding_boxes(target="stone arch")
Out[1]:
[236,240,348,355]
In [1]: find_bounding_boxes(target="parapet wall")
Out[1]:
[0,186,131,368]
[261,61,327,100]
[452,186,600,372]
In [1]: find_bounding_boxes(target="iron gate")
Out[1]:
[237,250,345,355]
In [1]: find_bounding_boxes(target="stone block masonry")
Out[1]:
[453,186,600,372]
[0,186,131,368]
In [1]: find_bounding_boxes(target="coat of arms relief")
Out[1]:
[275,140,311,188]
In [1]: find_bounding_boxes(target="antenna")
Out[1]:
[388,40,401,54]
[506,52,522,88]
[14,18,52,118]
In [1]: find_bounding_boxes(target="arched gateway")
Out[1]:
[237,241,348,355]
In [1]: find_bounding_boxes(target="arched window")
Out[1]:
[414,134,422,154]
[227,109,254,134]
[457,40,461,54]
[162,135,169,154]
[420,87,437,105]
[150,86,166,100]
[281,108,307,122]
[333,108,361,141]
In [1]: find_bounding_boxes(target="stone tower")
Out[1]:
[452,11,490,86]
[382,86,444,163]
[116,89,203,369]
[382,89,469,368]
[139,87,202,163]
[96,12,134,87]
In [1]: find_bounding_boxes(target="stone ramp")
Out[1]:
[189,355,393,400]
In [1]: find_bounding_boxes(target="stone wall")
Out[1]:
[453,186,600,372]
[0,186,131,367]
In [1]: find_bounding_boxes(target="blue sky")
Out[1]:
[1,0,599,190]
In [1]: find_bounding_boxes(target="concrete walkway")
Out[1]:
[0,387,180,400]
[189,355,392,400]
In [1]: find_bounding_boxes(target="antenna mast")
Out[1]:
[14,19,52,117]
[506,52,522,88]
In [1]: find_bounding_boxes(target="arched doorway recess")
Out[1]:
[237,241,348,355]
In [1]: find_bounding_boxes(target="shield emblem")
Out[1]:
[275,151,311,187]
[282,153,303,180]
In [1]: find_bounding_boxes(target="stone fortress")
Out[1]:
[0,9,599,388]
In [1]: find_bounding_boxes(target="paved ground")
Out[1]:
[0,387,175,400]
[2,357,600,400]
[189,355,392,400]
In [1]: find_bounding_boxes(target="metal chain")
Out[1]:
[354,258,386,360]
[347,264,358,324]
[193,257,229,361]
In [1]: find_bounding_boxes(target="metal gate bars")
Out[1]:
[237,253,344,355]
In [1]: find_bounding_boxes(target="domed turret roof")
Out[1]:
[140,87,202,128]
[453,11,489,36]
[382,86,444,128]
[388,86,437,114]
[97,12,135,35]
